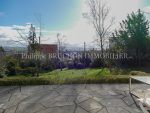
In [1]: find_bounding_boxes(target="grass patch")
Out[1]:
[40,68,111,79]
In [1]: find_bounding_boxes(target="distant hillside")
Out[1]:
[3,46,27,52]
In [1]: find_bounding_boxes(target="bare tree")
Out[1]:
[56,33,67,53]
[56,33,67,71]
[12,28,29,47]
[13,23,41,53]
[86,0,114,56]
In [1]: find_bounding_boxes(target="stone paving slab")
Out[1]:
[0,84,145,113]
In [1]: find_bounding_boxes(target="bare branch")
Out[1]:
[87,0,114,53]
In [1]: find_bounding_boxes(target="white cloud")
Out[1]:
[43,0,140,47]
[0,26,19,40]
[142,6,150,13]
[0,26,26,46]
[0,24,52,47]
[108,0,139,24]
[40,19,96,48]
[0,24,39,46]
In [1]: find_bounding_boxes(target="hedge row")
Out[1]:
[0,76,138,86]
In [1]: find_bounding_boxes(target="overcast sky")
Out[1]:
[0,0,149,47]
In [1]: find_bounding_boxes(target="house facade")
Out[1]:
[40,44,58,54]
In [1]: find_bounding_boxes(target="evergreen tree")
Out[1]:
[113,9,150,66]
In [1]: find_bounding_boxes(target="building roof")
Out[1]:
[40,44,57,54]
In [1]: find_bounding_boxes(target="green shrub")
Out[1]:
[6,66,16,76]
[26,60,37,67]
[16,66,39,76]
[110,68,131,75]
[90,58,104,68]
[4,56,17,76]
[0,67,5,78]
[130,71,147,76]
[19,61,26,68]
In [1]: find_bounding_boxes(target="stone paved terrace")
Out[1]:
[0,84,146,113]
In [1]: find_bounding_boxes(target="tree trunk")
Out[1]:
[100,37,104,58]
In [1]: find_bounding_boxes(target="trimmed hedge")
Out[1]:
[63,76,130,84]
[0,77,55,86]
[0,76,136,86]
